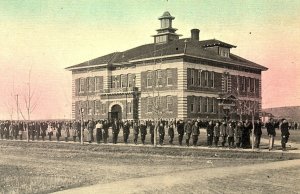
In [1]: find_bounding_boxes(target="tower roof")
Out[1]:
[159,11,175,20]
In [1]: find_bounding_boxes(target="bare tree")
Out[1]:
[19,68,40,142]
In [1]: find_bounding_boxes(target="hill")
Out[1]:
[263,106,300,121]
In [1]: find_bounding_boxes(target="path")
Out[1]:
[52,159,300,194]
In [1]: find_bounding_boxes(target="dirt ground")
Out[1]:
[0,139,300,194]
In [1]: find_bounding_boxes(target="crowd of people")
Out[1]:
[0,117,292,151]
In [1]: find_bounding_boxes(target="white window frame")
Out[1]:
[198,97,202,113]
[198,70,202,86]
[204,71,209,87]
[191,69,195,85]
[210,71,214,88]
[79,78,85,93]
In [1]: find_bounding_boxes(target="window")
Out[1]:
[167,69,173,86]
[242,77,246,92]
[156,70,162,86]
[111,76,119,88]
[247,77,251,92]
[120,74,127,88]
[191,69,195,85]
[95,101,100,115]
[198,97,202,113]
[198,70,202,86]
[128,74,135,87]
[128,74,132,87]
[204,97,208,113]
[210,72,214,88]
[167,96,173,111]
[101,104,106,114]
[250,78,254,93]
[147,98,152,113]
[146,71,152,88]
[95,77,101,91]
[204,71,209,87]
[127,102,132,114]
[209,98,214,113]
[79,78,85,93]
[191,97,195,113]
[88,77,95,92]
[254,79,257,93]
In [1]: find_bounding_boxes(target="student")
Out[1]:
[207,121,214,147]
[235,121,243,148]
[140,121,147,145]
[133,121,139,145]
[280,119,290,151]
[266,118,276,151]
[192,121,200,146]
[213,122,220,147]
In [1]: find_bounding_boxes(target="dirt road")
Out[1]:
[53,159,300,194]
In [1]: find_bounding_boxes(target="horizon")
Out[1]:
[0,0,299,120]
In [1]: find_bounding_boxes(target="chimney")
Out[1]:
[191,29,200,41]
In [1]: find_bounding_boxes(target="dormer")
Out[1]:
[201,39,236,58]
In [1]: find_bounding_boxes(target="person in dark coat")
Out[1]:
[280,119,290,151]
[184,120,192,146]
[206,121,214,147]
[254,119,262,148]
[227,123,235,148]
[149,121,155,145]
[35,122,40,140]
[56,122,62,141]
[177,120,184,146]
[102,120,109,144]
[87,120,94,143]
[235,121,243,148]
[140,121,147,145]
[242,120,252,149]
[167,120,175,145]
[265,118,276,151]
[40,122,47,141]
[158,121,165,146]
[133,121,139,144]
[0,122,5,140]
[213,122,220,147]
[192,121,200,146]
[112,119,120,144]
[122,120,130,144]
[95,120,103,144]
[30,122,36,141]
[220,121,227,147]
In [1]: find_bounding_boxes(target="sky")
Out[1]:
[0,0,299,120]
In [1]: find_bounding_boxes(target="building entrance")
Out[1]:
[109,104,122,120]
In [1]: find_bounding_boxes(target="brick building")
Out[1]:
[66,11,268,121]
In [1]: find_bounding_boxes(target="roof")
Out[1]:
[66,38,268,71]
[158,11,175,20]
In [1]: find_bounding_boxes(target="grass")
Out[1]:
[1,128,300,194]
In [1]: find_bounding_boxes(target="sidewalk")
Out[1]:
[1,137,300,154]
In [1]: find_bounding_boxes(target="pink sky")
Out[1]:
[0,1,299,120]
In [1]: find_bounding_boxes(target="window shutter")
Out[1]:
[187,68,191,86]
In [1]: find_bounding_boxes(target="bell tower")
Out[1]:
[152,11,181,44]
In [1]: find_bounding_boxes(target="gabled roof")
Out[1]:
[65,38,268,71]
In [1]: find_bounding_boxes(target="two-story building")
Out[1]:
[66,11,268,121]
